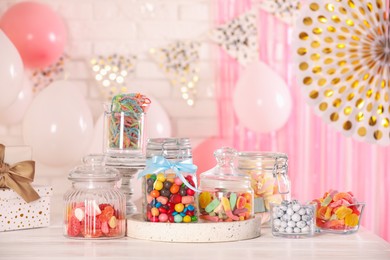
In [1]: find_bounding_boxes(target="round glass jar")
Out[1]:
[63,155,126,239]
[138,138,198,223]
[104,93,150,156]
[198,147,254,222]
[236,152,290,224]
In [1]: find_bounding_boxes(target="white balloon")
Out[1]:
[22,80,94,166]
[87,113,104,154]
[0,30,24,109]
[146,96,172,138]
[233,61,292,133]
[0,75,33,126]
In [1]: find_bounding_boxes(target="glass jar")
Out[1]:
[236,152,290,224]
[63,155,126,239]
[198,147,254,222]
[104,93,151,155]
[138,138,198,223]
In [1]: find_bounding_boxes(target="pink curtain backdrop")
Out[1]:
[214,0,390,242]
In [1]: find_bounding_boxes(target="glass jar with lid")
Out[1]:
[64,155,126,239]
[198,147,254,222]
[138,138,198,223]
[236,152,290,224]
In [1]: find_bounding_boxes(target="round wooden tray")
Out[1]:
[126,214,261,242]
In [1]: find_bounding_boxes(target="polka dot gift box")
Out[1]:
[0,145,53,232]
[0,185,53,232]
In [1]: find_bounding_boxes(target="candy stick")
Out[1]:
[221,196,239,221]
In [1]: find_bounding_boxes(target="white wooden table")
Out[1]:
[1,225,389,260]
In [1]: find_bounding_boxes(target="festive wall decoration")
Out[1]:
[209,10,258,66]
[28,54,67,93]
[293,0,390,145]
[150,41,200,106]
[258,0,301,25]
[90,54,137,100]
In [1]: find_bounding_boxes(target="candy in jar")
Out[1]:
[63,155,126,239]
[237,152,290,224]
[138,138,198,223]
[198,147,254,222]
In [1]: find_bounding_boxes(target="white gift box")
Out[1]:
[1,145,53,232]
[0,185,53,232]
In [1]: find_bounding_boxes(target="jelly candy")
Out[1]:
[199,192,212,208]
[313,189,364,232]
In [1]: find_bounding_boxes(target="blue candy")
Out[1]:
[155,202,162,208]
[187,205,195,211]
[172,211,178,216]
[180,212,186,217]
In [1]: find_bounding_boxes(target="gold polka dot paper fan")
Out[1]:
[293,0,390,145]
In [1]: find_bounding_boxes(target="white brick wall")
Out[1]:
[0,0,217,210]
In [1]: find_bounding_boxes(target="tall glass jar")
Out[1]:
[138,138,198,223]
[63,155,126,239]
[198,147,254,222]
[104,93,150,155]
[236,152,290,224]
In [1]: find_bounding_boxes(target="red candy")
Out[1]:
[66,203,123,238]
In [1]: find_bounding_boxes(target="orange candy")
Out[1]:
[150,190,160,198]
[170,184,180,194]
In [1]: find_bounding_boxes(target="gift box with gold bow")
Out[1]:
[0,144,53,232]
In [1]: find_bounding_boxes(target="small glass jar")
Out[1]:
[237,152,290,224]
[63,155,126,239]
[198,147,254,222]
[104,93,150,155]
[139,138,198,223]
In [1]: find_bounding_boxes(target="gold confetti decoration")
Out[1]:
[150,41,200,106]
[28,54,68,93]
[293,0,390,145]
[90,54,137,100]
[258,0,301,25]
[209,10,258,66]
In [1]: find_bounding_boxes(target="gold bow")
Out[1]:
[0,144,40,203]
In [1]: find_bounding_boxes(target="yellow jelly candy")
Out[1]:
[345,213,359,227]
[156,173,166,182]
[335,206,353,220]
[199,192,212,209]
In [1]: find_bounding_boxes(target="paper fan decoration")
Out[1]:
[150,40,200,106]
[293,0,390,145]
[209,10,258,66]
[90,54,137,100]
[28,54,68,93]
[258,0,301,25]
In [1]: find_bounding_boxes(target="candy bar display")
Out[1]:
[237,152,290,224]
[313,190,365,234]
[198,147,254,222]
[104,93,151,155]
[270,200,316,238]
[139,138,198,223]
[63,155,126,239]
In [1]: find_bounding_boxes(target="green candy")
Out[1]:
[205,198,221,213]
[229,193,237,210]
[321,195,332,207]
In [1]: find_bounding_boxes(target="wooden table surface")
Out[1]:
[1,224,390,260]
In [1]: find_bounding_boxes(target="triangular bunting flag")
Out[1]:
[89,54,137,100]
[150,41,200,106]
[28,54,68,93]
[209,10,258,66]
[258,0,301,25]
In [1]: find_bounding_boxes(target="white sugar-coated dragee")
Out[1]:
[271,200,315,237]
[291,213,301,222]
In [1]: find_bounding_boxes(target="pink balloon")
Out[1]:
[0,75,33,126]
[233,61,292,133]
[0,2,67,69]
[193,137,229,175]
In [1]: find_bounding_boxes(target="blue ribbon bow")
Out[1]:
[138,156,199,192]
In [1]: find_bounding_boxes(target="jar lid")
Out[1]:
[68,154,120,181]
[201,147,250,182]
[145,138,192,159]
[237,152,288,171]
